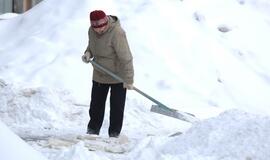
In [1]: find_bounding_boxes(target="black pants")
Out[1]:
[88,81,127,136]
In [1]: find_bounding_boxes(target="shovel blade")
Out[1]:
[150,105,199,123]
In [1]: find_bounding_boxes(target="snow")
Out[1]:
[0,0,270,159]
[0,121,47,160]
[160,110,270,159]
[0,13,18,20]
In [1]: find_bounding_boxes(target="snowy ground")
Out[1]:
[1,0,270,159]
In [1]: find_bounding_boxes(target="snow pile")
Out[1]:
[159,110,270,160]
[0,0,91,103]
[0,79,87,130]
[1,0,270,114]
[1,0,270,159]
[0,121,48,160]
[0,78,187,138]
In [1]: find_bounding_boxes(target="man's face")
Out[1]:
[93,25,108,34]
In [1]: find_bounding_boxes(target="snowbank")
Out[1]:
[158,110,270,159]
[0,121,47,160]
[1,0,270,159]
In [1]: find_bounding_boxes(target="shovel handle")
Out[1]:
[132,87,173,111]
[90,60,123,82]
[89,60,173,111]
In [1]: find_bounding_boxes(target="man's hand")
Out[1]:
[82,51,91,63]
[124,83,134,90]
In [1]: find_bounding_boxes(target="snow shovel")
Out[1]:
[89,60,199,123]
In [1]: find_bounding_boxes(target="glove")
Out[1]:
[82,51,91,63]
[124,83,134,90]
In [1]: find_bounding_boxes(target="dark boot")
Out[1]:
[109,132,119,138]
[87,127,100,135]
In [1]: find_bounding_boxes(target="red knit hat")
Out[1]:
[90,10,108,28]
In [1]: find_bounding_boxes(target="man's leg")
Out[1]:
[87,81,109,135]
[109,83,127,137]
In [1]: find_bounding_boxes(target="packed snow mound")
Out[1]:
[0,79,88,130]
[0,0,92,103]
[0,121,48,160]
[0,79,187,138]
[157,110,270,160]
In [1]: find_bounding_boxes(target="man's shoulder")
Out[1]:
[111,23,126,39]
[108,16,125,34]
[113,26,125,34]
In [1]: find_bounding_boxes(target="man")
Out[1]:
[82,10,134,138]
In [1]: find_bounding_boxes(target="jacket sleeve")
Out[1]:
[112,28,134,84]
[84,28,93,57]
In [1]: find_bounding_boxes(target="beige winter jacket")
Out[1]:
[85,15,134,84]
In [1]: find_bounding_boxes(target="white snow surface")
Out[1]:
[0,0,270,159]
[0,13,18,20]
[0,121,47,160]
